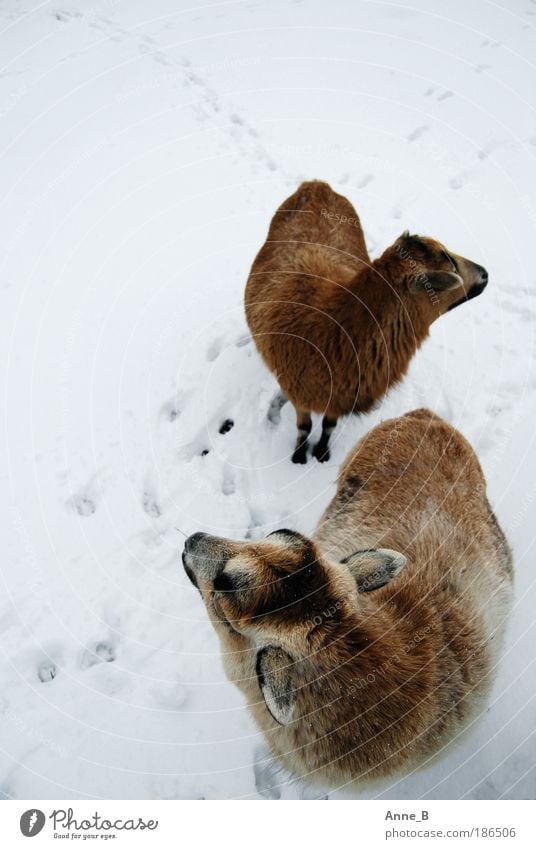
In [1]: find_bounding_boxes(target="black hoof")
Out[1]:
[292,447,308,464]
[312,443,330,463]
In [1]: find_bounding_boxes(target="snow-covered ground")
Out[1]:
[1,0,535,800]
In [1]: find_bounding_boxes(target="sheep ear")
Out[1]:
[415,270,464,292]
[342,548,407,593]
[256,646,296,726]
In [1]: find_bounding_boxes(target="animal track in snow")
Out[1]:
[38,662,57,683]
[206,338,223,361]
[407,125,429,142]
[67,473,104,517]
[81,641,116,670]
[160,389,192,423]
[70,495,96,516]
[180,430,211,461]
[180,414,234,459]
[161,399,180,422]
[357,173,375,188]
[171,53,285,177]
[449,174,468,190]
[267,391,287,426]
[142,491,162,518]
[501,295,533,318]
[53,10,82,23]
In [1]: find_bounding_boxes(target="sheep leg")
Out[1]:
[312,415,338,463]
[291,409,312,464]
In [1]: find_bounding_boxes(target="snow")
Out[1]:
[1,0,535,800]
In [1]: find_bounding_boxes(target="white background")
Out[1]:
[0,0,535,800]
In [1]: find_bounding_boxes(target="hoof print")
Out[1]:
[38,663,57,683]
[95,642,115,663]
[82,642,116,670]
[219,419,234,435]
[143,493,161,518]
[75,496,96,516]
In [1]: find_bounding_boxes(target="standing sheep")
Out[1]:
[182,409,512,789]
[245,181,489,462]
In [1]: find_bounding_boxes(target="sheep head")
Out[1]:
[389,231,488,315]
[182,529,407,725]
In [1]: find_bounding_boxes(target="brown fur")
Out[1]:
[182,410,512,789]
[245,181,488,461]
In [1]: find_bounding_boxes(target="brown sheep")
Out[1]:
[182,409,512,790]
[245,181,489,463]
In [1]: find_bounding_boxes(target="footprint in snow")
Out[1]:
[206,337,223,362]
[161,389,192,423]
[235,334,251,348]
[267,391,287,426]
[407,125,429,142]
[81,641,116,670]
[357,173,375,189]
[161,399,181,422]
[67,474,103,517]
[38,662,57,683]
[219,418,234,435]
[142,490,162,518]
[180,430,212,461]
[70,495,96,517]
[53,10,82,22]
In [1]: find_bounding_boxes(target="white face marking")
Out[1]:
[224,558,248,577]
